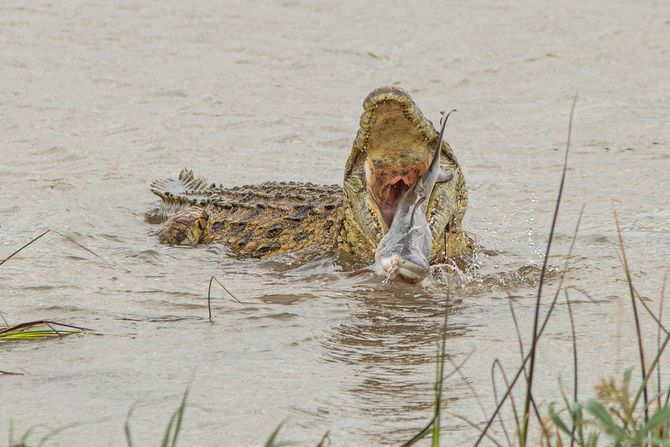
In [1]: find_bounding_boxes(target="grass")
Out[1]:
[1,231,100,444]
[0,320,90,342]
[398,96,670,447]
[546,369,670,446]
[124,391,299,447]
[206,275,251,322]
[366,51,390,62]
[0,230,97,342]
[159,388,188,447]
[498,215,670,447]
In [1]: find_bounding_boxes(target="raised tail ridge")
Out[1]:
[150,168,210,202]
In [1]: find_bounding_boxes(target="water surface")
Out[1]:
[1,1,669,445]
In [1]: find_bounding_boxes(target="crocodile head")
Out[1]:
[341,86,468,264]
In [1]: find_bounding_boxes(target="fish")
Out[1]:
[372,110,456,283]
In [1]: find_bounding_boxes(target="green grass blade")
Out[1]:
[431,350,442,447]
[635,405,670,444]
[0,321,90,342]
[574,403,586,445]
[263,423,296,447]
[430,287,450,447]
[400,420,433,446]
[587,400,627,440]
[161,388,188,447]
[264,424,283,447]
[549,404,572,435]
[0,230,50,267]
[0,330,77,340]
[647,436,670,446]
[161,412,178,447]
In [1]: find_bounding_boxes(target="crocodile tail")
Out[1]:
[150,169,210,203]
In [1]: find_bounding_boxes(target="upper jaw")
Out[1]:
[344,86,445,239]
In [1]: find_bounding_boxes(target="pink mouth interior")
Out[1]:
[367,168,424,228]
[378,179,411,227]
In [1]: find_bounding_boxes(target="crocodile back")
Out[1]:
[151,169,345,258]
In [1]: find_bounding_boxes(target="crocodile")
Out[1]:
[149,86,472,268]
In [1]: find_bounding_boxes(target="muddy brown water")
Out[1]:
[1,1,669,445]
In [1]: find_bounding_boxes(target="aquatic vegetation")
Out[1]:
[535,216,670,447]
[0,229,110,270]
[0,320,89,342]
[366,51,390,63]
[1,230,99,342]
[206,275,251,322]
[400,96,670,447]
[159,388,188,447]
[546,369,670,447]
[263,424,296,447]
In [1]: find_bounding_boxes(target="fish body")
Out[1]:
[373,111,456,283]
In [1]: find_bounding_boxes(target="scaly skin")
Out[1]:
[149,86,472,264]
[151,174,344,258]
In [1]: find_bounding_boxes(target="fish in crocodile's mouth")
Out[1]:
[342,86,465,260]
[373,110,456,284]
